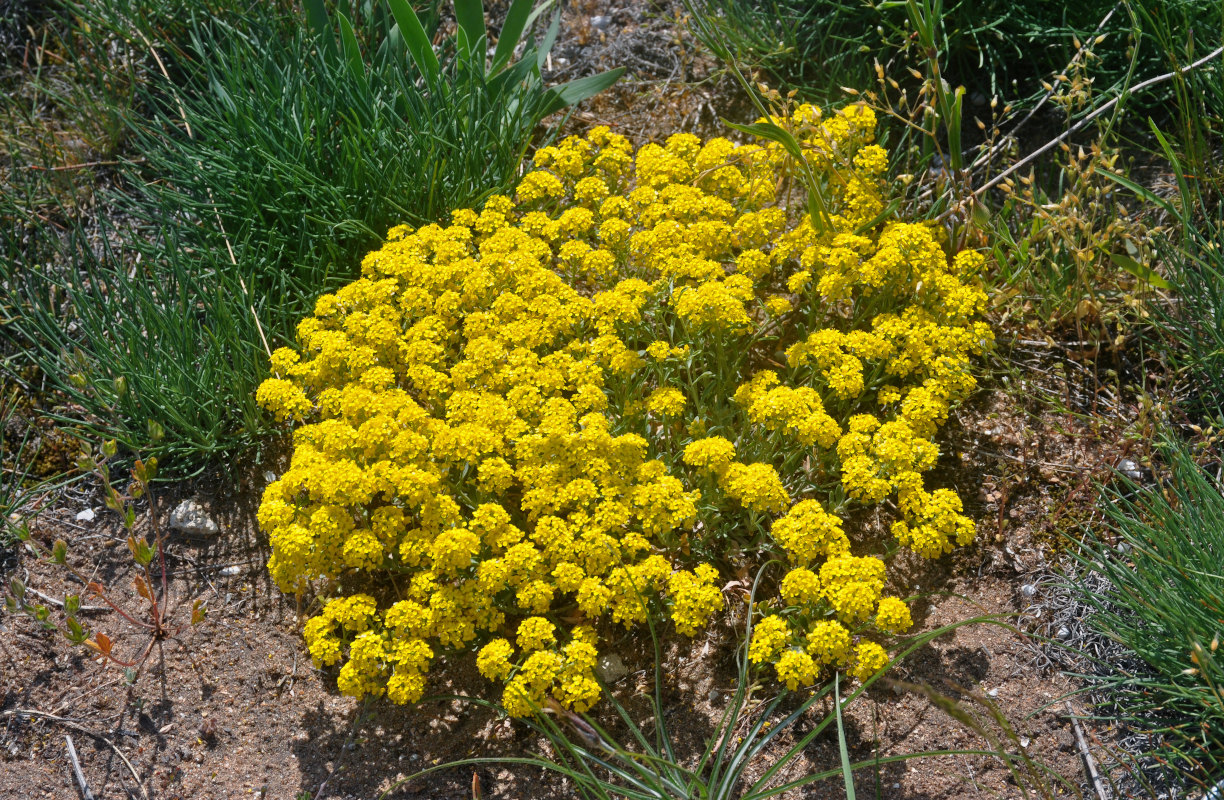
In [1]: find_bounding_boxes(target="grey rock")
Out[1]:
[595,653,629,684]
[169,499,219,536]
[590,15,612,30]
[1020,583,1037,599]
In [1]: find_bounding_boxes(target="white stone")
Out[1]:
[75,508,96,522]
[169,499,219,536]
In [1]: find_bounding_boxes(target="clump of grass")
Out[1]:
[688,0,1220,110]
[0,389,37,548]
[1102,120,1224,427]
[1,0,619,476]
[1066,439,1224,780]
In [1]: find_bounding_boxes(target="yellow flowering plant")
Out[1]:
[256,102,992,713]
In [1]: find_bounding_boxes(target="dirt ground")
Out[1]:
[0,373,1138,800]
[0,2,1160,799]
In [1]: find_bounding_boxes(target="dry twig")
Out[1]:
[64,735,95,800]
[1064,701,1109,800]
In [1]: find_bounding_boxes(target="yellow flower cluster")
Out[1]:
[257,103,991,710]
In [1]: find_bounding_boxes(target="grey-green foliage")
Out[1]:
[1,0,621,477]
[1067,440,1224,777]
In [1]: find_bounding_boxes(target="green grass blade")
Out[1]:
[386,0,439,80]
[724,120,803,161]
[336,11,367,87]
[539,68,625,116]
[304,0,335,56]
[536,13,560,70]
[454,0,486,65]
[492,0,537,72]
[834,672,857,800]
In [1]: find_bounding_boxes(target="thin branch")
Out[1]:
[25,587,108,613]
[969,6,1119,174]
[963,44,1224,208]
[1062,702,1108,800]
[24,160,137,172]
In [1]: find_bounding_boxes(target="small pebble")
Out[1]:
[1020,583,1037,599]
[1118,459,1143,481]
[590,15,612,30]
[76,508,95,522]
[1020,736,1030,748]
[987,688,999,697]
[169,499,220,537]
[219,566,242,577]
[1056,626,1071,640]
[264,471,277,483]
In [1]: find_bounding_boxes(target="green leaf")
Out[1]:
[337,11,367,88]
[51,539,67,565]
[9,577,24,601]
[539,68,625,116]
[64,594,80,616]
[128,535,153,566]
[387,0,439,81]
[1111,253,1172,290]
[492,0,538,73]
[66,617,87,645]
